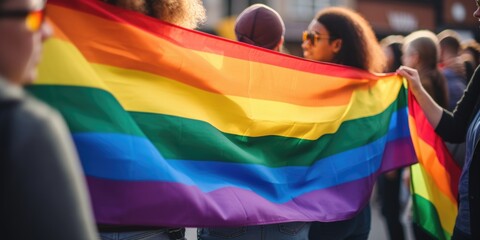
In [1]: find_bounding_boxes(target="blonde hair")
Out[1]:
[151,0,206,29]
[104,0,206,29]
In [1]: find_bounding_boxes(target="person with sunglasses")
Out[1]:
[301,7,386,240]
[398,1,480,239]
[197,4,310,240]
[0,0,99,239]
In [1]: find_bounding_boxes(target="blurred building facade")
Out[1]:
[201,0,479,56]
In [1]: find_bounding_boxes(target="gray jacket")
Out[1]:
[0,78,98,240]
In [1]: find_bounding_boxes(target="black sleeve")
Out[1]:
[6,100,99,240]
[436,66,480,143]
[465,61,474,84]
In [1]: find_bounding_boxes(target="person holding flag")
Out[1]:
[397,2,480,239]
[301,6,386,240]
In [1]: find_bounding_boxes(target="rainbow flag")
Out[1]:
[31,0,417,227]
[408,93,461,239]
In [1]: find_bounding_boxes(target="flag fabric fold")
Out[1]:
[32,0,417,227]
[408,92,461,240]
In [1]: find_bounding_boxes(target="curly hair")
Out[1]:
[103,0,206,29]
[315,7,386,73]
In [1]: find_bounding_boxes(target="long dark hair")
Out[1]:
[315,7,385,72]
[380,35,404,72]
[404,30,449,108]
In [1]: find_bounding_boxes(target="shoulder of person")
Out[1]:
[0,82,65,134]
[12,95,66,134]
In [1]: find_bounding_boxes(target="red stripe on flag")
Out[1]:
[408,91,461,198]
[46,0,393,79]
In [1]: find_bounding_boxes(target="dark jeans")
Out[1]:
[377,170,405,240]
[198,222,309,240]
[452,227,471,240]
[309,205,371,240]
[100,230,173,240]
[100,228,185,240]
[412,223,435,240]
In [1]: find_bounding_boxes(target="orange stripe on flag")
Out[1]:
[46,4,397,107]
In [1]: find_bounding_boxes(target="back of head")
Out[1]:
[404,30,449,108]
[315,7,385,72]
[234,4,285,50]
[437,29,462,57]
[404,30,440,70]
[380,35,404,72]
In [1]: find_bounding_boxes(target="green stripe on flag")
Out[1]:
[412,194,452,240]
[29,84,407,167]
[28,85,145,137]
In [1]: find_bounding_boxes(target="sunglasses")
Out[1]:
[302,31,336,44]
[0,8,46,32]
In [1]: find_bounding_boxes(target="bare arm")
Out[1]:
[397,66,444,128]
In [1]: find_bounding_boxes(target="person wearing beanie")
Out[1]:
[102,0,206,29]
[302,7,386,240]
[234,4,285,51]
[197,4,310,240]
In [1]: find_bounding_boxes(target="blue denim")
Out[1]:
[454,110,480,235]
[452,226,472,240]
[100,229,178,240]
[198,222,310,240]
[309,205,371,240]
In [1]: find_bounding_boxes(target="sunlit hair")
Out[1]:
[151,0,205,29]
[380,35,404,72]
[403,30,449,108]
[315,7,386,73]
[403,30,441,70]
[437,29,462,55]
[103,0,206,29]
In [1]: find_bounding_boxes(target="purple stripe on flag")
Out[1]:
[87,138,416,227]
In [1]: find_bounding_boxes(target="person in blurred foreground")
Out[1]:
[0,0,98,239]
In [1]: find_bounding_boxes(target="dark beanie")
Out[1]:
[234,4,285,50]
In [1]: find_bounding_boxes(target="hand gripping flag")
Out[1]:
[408,92,462,240]
[30,0,417,227]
